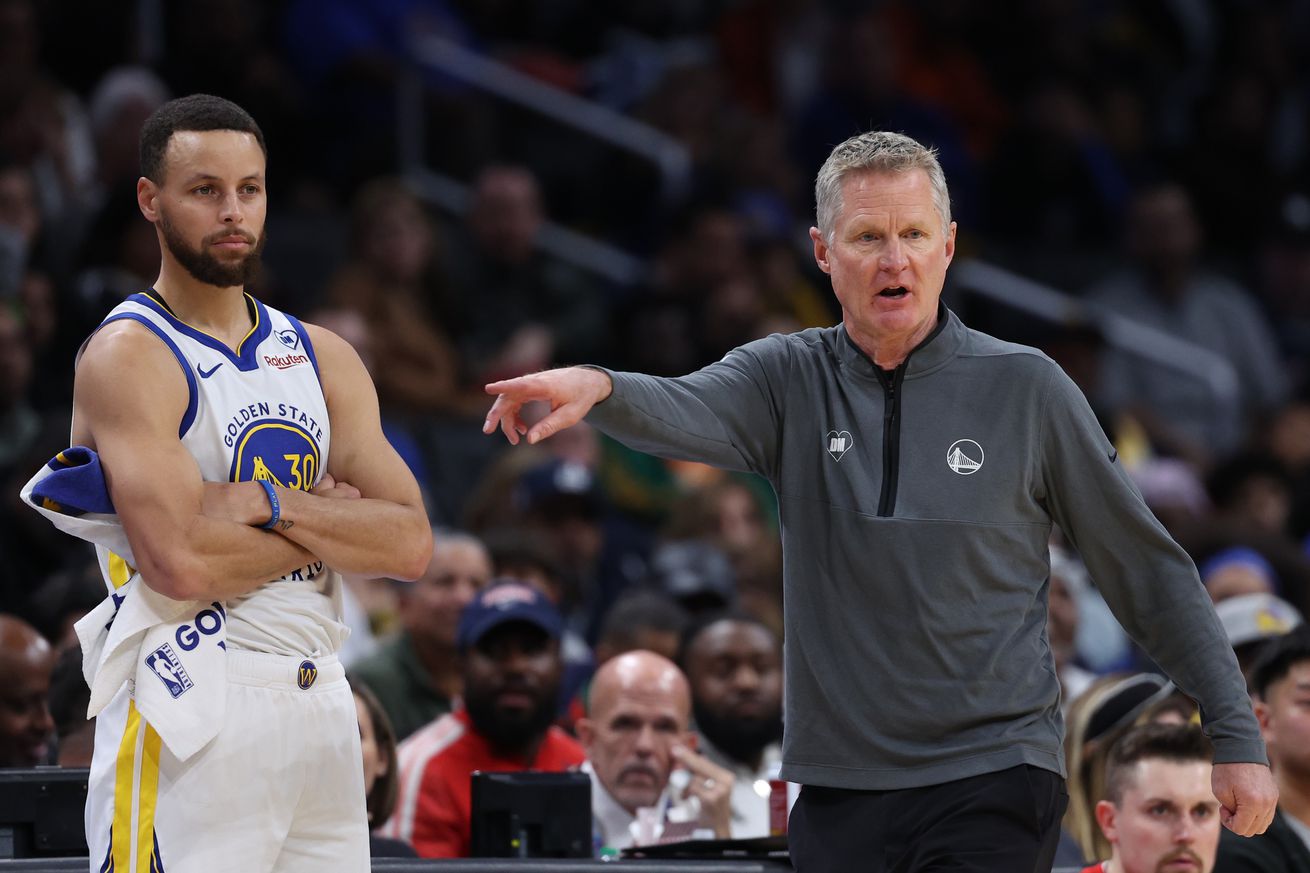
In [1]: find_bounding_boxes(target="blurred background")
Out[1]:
[3,0,1310,720]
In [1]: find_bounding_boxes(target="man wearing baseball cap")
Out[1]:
[378,580,586,857]
[1214,592,1303,688]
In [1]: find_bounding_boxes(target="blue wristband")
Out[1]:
[256,479,280,530]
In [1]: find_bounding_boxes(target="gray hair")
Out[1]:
[814,131,952,242]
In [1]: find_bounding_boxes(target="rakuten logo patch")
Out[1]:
[264,353,310,370]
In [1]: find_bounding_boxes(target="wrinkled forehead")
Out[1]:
[838,169,945,224]
[601,686,689,727]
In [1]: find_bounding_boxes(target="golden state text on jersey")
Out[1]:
[90,290,347,656]
[225,402,324,491]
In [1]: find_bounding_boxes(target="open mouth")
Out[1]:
[878,286,908,298]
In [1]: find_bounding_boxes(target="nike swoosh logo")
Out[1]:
[198,363,223,379]
[1108,449,1118,463]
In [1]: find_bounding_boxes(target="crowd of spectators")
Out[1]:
[5,0,1310,866]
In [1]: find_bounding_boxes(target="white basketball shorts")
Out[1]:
[85,651,369,873]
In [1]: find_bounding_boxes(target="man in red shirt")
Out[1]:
[380,580,586,856]
[1081,723,1219,873]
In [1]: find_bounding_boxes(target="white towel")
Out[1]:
[25,448,228,761]
[74,576,227,761]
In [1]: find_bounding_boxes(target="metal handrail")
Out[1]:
[406,168,646,287]
[401,34,692,201]
[951,259,1241,404]
[402,169,1245,394]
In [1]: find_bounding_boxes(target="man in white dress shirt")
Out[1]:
[577,650,734,852]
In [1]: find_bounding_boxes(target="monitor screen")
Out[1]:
[469,770,592,858]
[0,767,89,859]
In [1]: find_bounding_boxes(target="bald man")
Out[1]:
[576,650,734,852]
[0,614,56,766]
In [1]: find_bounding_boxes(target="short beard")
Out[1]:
[692,698,782,768]
[463,685,559,755]
[160,212,265,288]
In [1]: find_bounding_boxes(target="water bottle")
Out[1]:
[767,761,788,836]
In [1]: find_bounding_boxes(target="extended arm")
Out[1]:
[73,321,317,600]
[482,365,613,445]
[484,338,788,477]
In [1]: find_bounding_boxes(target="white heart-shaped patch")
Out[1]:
[826,430,853,461]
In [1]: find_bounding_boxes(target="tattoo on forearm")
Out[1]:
[274,519,294,533]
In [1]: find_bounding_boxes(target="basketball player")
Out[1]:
[67,95,432,872]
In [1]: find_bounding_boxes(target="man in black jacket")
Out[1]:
[1215,626,1310,871]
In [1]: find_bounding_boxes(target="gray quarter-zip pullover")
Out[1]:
[586,307,1262,790]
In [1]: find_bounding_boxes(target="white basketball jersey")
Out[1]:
[93,290,347,656]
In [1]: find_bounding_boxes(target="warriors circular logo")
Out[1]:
[946,439,984,475]
[297,660,317,690]
[228,421,321,492]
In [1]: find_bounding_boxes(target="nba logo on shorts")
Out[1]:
[297,660,317,690]
[145,643,194,699]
